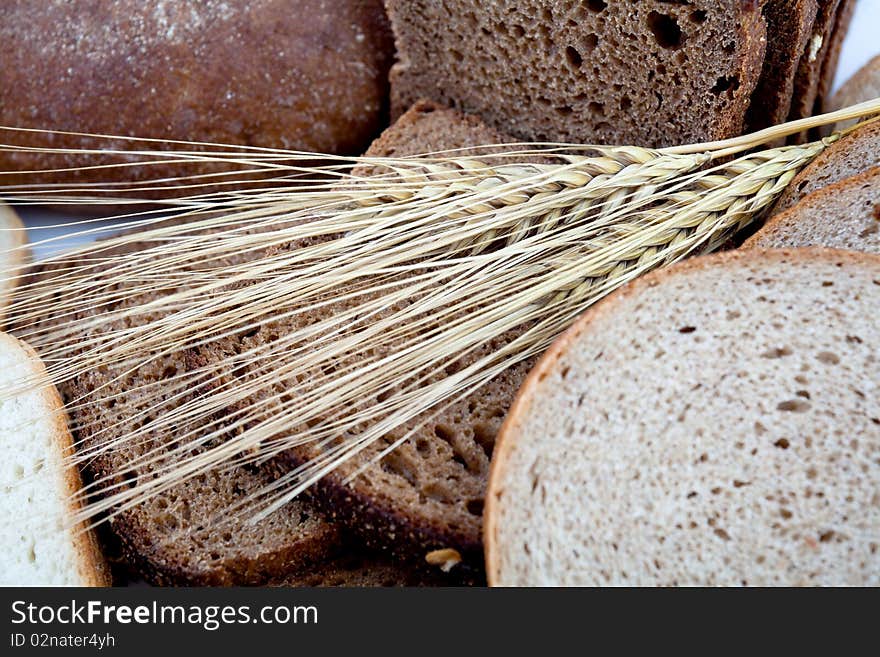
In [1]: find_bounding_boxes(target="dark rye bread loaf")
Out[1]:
[24,235,343,585]
[386,0,766,147]
[746,0,819,131]
[744,166,880,254]
[0,0,393,195]
[771,118,880,214]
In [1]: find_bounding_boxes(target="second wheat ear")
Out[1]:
[0,98,878,531]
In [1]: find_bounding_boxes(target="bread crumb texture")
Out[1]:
[491,250,880,586]
[0,336,88,585]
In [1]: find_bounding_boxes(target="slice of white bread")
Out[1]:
[826,54,880,132]
[485,248,880,586]
[0,203,29,324]
[744,166,880,253]
[0,332,110,586]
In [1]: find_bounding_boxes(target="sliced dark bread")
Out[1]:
[486,248,880,585]
[787,0,846,126]
[826,54,880,132]
[744,166,880,253]
[814,0,857,122]
[386,0,766,147]
[747,0,819,131]
[170,103,535,566]
[23,235,346,586]
[771,118,880,214]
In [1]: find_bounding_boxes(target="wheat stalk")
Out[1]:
[0,99,878,530]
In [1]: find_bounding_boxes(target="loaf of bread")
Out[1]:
[0,332,110,586]
[745,166,880,253]
[0,0,393,197]
[0,203,29,325]
[386,0,767,147]
[486,248,880,586]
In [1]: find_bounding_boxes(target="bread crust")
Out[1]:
[0,1,394,199]
[484,247,880,585]
[0,332,111,586]
[0,204,30,327]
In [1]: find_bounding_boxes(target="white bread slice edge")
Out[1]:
[485,248,880,586]
[0,331,110,586]
[0,202,29,325]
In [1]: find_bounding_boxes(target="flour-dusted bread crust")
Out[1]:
[0,203,29,326]
[0,0,393,197]
[744,166,880,253]
[387,0,766,147]
[486,249,880,586]
[771,118,880,214]
[0,332,110,586]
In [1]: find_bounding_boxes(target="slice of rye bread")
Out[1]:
[826,54,880,132]
[743,166,880,253]
[813,0,857,124]
[181,102,535,565]
[386,0,767,147]
[787,0,847,125]
[746,0,819,132]
[0,332,110,585]
[485,248,880,586]
[0,203,30,326]
[770,118,880,214]
[23,102,512,584]
[24,235,344,586]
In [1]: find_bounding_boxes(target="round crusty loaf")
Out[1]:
[486,248,880,586]
[0,0,393,194]
[744,166,880,253]
[0,332,110,586]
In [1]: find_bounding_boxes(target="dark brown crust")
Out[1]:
[1,333,112,586]
[788,1,841,123]
[815,0,857,118]
[483,247,880,585]
[0,0,394,200]
[746,0,819,131]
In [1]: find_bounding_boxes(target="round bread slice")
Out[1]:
[486,248,880,586]
[0,202,29,325]
[826,54,880,132]
[770,117,880,215]
[744,166,880,253]
[0,332,110,585]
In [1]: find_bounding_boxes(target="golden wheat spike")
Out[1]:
[0,99,878,530]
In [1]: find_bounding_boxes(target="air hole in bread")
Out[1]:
[678,326,696,334]
[761,346,792,359]
[816,351,840,365]
[711,75,740,95]
[774,438,791,450]
[472,422,496,459]
[777,399,810,413]
[565,46,583,69]
[466,499,484,516]
[584,0,607,13]
[647,12,683,49]
[689,10,707,24]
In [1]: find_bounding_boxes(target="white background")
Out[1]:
[18,0,880,258]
